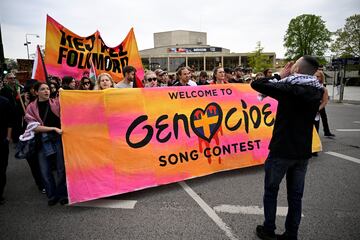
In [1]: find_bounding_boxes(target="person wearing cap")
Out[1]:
[230,67,245,83]
[157,69,170,87]
[154,69,169,86]
[224,67,235,83]
[116,66,136,88]
[251,56,323,240]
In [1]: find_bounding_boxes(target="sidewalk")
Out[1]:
[326,85,360,103]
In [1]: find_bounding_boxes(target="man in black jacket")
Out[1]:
[251,56,323,240]
[0,96,14,204]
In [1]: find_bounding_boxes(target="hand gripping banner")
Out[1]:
[60,84,321,204]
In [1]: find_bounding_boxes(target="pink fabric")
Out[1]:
[25,98,60,125]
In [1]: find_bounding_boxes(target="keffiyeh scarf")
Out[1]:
[258,74,323,101]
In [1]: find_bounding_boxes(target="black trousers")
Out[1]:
[0,139,9,198]
[319,107,332,135]
[26,154,44,190]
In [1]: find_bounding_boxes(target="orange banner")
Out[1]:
[44,15,144,82]
[60,84,322,204]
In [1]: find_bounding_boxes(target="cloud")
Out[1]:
[0,0,359,59]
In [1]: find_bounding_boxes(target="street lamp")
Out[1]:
[24,33,39,59]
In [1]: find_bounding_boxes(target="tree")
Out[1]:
[331,14,360,57]
[284,14,331,60]
[248,42,272,73]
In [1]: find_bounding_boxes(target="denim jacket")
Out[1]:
[41,132,57,157]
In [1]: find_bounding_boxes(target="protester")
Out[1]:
[230,67,245,83]
[115,66,136,88]
[24,82,68,206]
[245,67,253,76]
[255,72,265,80]
[153,69,168,87]
[314,70,335,137]
[263,69,273,78]
[49,82,59,98]
[96,73,115,90]
[168,74,176,86]
[172,67,197,86]
[61,76,76,90]
[0,73,24,143]
[144,71,158,88]
[251,56,323,240]
[188,67,197,83]
[23,79,45,193]
[24,79,39,106]
[210,66,227,84]
[48,76,62,88]
[79,77,94,90]
[224,67,235,83]
[244,75,253,83]
[0,96,14,205]
[197,71,209,85]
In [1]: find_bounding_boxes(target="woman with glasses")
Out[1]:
[144,71,158,88]
[79,77,94,90]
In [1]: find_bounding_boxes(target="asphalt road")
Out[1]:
[1,101,359,240]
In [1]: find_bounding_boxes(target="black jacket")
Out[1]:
[0,96,15,140]
[251,77,323,159]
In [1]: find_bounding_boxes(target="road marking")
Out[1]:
[213,205,304,217]
[179,181,238,240]
[336,129,360,131]
[325,151,360,164]
[70,199,137,209]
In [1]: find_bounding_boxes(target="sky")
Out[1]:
[0,0,359,60]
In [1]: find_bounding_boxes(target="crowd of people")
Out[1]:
[0,56,335,239]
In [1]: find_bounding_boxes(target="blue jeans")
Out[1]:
[38,133,67,201]
[263,154,309,239]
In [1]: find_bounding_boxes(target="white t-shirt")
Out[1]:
[187,80,197,86]
[115,81,133,88]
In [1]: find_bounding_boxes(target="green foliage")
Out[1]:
[248,42,272,73]
[284,14,331,60]
[331,14,360,57]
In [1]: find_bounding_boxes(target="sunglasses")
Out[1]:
[147,78,157,82]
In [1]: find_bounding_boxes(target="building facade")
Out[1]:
[139,30,276,73]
